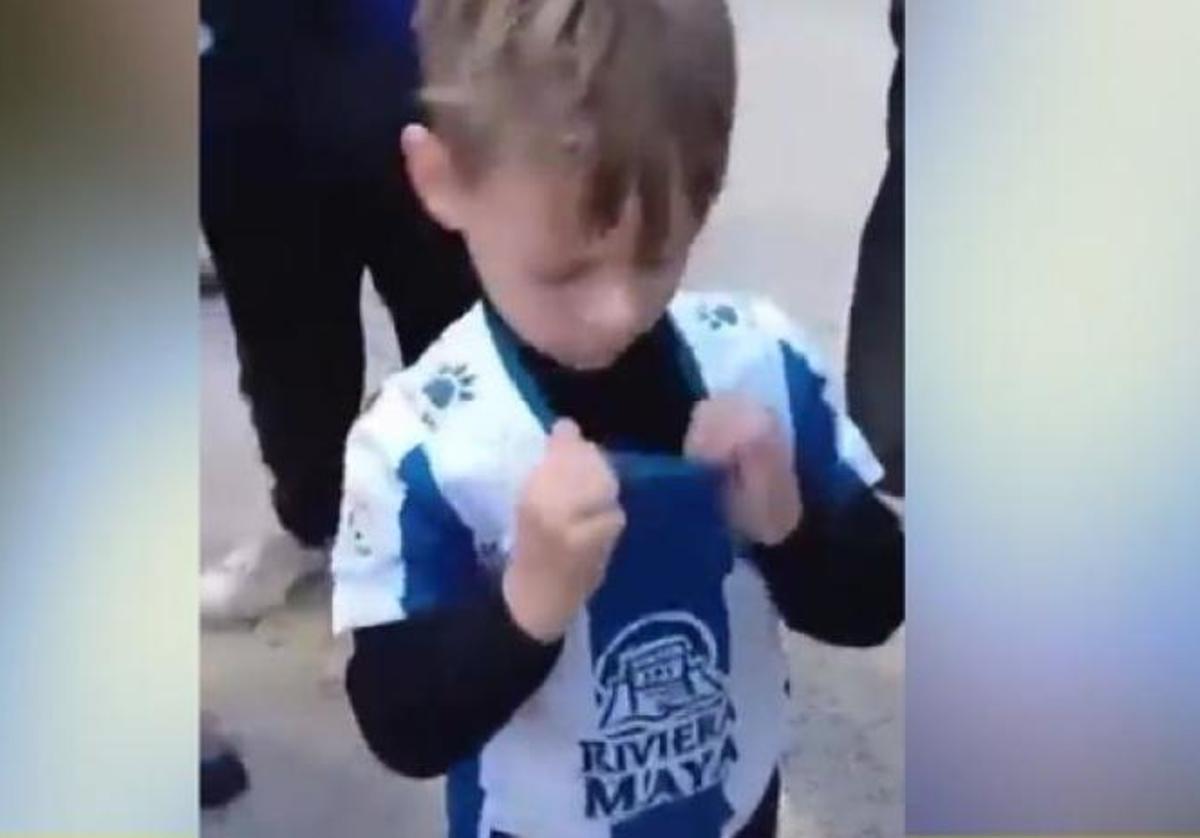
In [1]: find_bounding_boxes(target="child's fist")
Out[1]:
[685,395,802,547]
[503,419,626,643]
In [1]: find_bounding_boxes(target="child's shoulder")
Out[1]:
[670,289,830,377]
[353,300,522,461]
[347,372,429,473]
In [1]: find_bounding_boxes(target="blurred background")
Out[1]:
[200,1,900,836]
[9,0,1200,835]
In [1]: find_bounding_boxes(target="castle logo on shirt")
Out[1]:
[580,612,738,823]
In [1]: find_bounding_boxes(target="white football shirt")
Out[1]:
[332,291,883,838]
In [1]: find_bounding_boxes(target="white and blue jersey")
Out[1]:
[332,291,883,837]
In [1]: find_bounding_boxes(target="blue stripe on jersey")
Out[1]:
[584,453,736,838]
[447,756,484,838]
[399,448,487,834]
[396,446,483,616]
[779,341,872,509]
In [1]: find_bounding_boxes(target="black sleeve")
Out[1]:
[345,588,563,779]
[751,489,903,647]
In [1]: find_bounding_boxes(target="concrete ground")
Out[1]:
[201,2,902,836]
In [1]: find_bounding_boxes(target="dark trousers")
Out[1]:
[201,25,477,546]
[846,0,904,497]
[202,176,476,547]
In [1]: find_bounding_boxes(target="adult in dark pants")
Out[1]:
[200,0,478,621]
[846,0,903,498]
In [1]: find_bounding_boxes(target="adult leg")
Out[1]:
[361,165,479,365]
[205,183,367,535]
[846,0,904,497]
[201,151,369,618]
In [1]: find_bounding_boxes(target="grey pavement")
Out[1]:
[202,2,901,836]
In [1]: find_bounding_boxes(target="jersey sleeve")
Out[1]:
[749,297,887,507]
[331,381,481,634]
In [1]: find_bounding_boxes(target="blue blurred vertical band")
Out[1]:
[0,0,197,834]
[907,0,1200,833]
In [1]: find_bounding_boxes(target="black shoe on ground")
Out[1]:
[201,749,249,809]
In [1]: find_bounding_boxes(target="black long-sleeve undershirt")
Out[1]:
[754,489,903,647]
[348,588,562,779]
[345,313,903,790]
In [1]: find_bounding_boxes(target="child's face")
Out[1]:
[404,127,700,370]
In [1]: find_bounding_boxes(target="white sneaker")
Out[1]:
[201,532,328,623]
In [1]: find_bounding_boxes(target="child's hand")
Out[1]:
[503,419,626,643]
[685,395,802,547]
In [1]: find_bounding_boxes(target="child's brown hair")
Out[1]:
[412,0,737,264]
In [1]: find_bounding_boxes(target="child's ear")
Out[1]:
[401,124,467,232]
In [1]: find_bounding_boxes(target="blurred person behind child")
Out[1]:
[200,0,478,621]
[846,0,903,498]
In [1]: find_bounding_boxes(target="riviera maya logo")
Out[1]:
[580,612,739,823]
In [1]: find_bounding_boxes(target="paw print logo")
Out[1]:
[698,302,740,331]
[476,540,508,572]
[422,363,476,412]
[346,502,372,557]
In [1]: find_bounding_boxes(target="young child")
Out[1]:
[332,1,903,836]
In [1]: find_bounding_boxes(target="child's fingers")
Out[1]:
[551,417,582,442]
[548,433,620,515]
[546,418,593,464]
[737,445,774,502]
[570,456,621,516]
[734,422,784,472]
[685,400,739,465]
[569,506,627,556]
